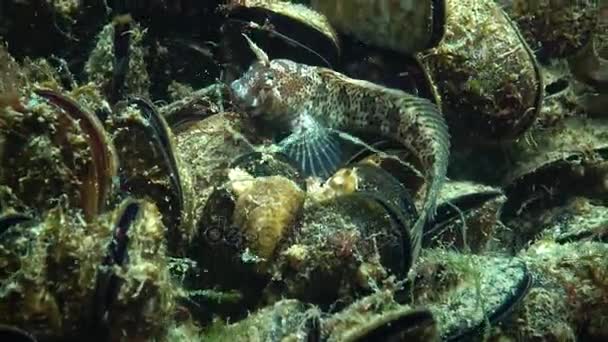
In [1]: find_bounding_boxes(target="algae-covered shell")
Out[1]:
[311,0,446,55]
[272,164,415,308]
[321,289,438,341]
[503,0,600,59]
[201,299,320,342]
[108,97,192,253]
[185,153,305,318]
[0,199,175,340]
[412,251,531,340]
[418,0,543,144]
[92,199,176,341]
[173,112,260,233]
[0,89,118,221]
[220,0,340,80]
[502,117,608,220]
[326,307,437,342]
[423,181,506,254]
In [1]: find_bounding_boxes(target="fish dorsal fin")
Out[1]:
[242,34,270,66]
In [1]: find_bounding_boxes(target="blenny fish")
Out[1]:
[230,36,450,262]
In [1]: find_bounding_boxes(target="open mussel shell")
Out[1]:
[160,84,230,133]
[423,181,506,254]
[109,97,190,253]
[411,251,532,341]
[418,0,543,144]
[503,0,600,59]
[220,0,340,80]
[0,89,118,221]
[311,0,446,55]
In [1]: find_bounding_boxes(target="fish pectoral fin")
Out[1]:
[278,123,343,180]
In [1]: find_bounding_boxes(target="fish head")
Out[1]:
[230,58,312,129]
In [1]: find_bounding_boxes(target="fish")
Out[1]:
[230,35,450,264]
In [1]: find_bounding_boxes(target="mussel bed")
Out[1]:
[0,0,607,341]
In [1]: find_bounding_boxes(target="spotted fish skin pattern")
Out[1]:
[231,58,450,261]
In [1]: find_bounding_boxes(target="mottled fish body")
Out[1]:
[230,37,450,262]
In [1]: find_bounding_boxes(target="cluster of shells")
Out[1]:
[0,0,606,341]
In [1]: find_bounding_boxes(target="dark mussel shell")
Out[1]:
[160,84,229,133]
[271,164,416,309]
[219,0,340,81]
[89,198,174,341]
[569,35,608,92]
[90,199,139,340]
[0,325,37,342]
[110,97,185,252]
[423,181,506,254]
[185,151,305,320]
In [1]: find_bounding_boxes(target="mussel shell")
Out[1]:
[186,153,306,319]
[569,35,608,92]
[423,181,506,253]
[110,97,185,252]
[229,151,307,190]
[200,299,321,341]
[90,199,174,341]
[311,0,446,54]
[0,325,37,342]
[418,0,543,144]
[172,112,260,237]
[348,148,426,203]
[161,83,232,133]
[412,252,532,340]
[337,309,438,342]
[273,189,413,308]
[503,0,600,59]
[220,0,340,80]
[502,147,608,219]
[0,89,118,221]
[347,163,418,223]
